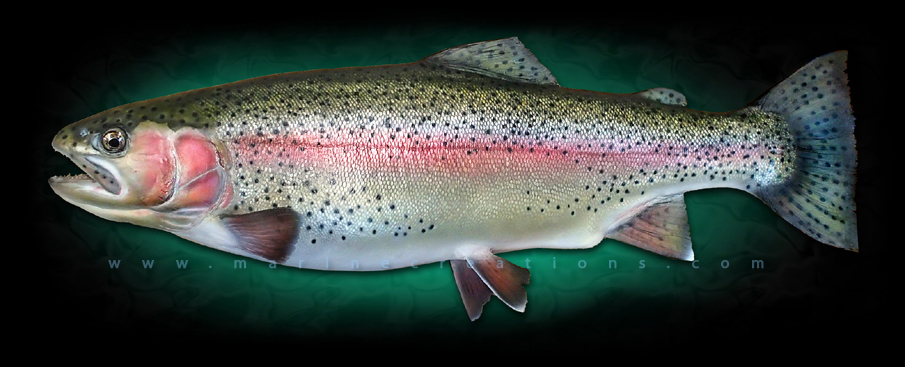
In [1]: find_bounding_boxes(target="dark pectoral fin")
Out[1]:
[451,248,530,321]
[608,194,694,261]
[221,207,301,263]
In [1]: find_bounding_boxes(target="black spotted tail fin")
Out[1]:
[754,51,858,251]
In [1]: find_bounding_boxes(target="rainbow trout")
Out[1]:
[49,38,857,320]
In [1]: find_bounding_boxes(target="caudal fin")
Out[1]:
[754,51,858,251]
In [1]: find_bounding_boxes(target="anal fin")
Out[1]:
[221,207,301,263]
[607,194,694,260]
[451,248,530,321]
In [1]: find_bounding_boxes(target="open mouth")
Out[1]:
[81,156,122,195]
[49,155,122,203]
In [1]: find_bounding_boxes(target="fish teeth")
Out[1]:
[51,173,92,181]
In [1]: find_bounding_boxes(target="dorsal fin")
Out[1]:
[635,87,687,106]
[422,37,559,86]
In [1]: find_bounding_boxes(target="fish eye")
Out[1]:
[101,128,127,154]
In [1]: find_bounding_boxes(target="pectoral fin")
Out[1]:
[221,207,301,263]
[451,248,530,321]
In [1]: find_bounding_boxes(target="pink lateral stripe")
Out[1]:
[232,129,739,176]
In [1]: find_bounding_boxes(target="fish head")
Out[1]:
[49,113,230,231]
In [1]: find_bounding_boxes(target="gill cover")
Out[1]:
[50,120,231,231]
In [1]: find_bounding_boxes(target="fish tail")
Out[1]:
[752,51,858,251]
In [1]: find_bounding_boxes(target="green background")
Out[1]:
[29,20,886,351]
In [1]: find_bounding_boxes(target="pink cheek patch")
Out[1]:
[168,169,222,209]
[129,130,176,206]
[171,131,223,210]
[175,133,218,182]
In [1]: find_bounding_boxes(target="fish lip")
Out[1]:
[48,171,121,206]
[82,156,122,195]
[49,146,123,203]
[48,173,102,195]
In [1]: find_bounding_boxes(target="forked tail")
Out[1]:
[753,51,858,251]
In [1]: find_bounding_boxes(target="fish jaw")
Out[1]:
[49,118,232,232]
[49,127,139,215]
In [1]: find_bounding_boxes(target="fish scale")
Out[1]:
[49,37,856,321]
[212,64,790,255]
